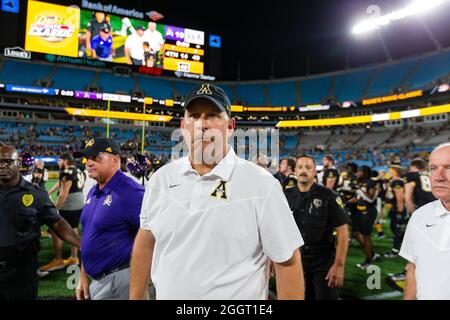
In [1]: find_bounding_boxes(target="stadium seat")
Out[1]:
[0,60,52,86]
[300,77,331,104]
[51,66,95,91]
[97,72,135,94]
[407,50,450,90]
[267,81,297,106]
[220,85,237,104]
[333,69,372,102]
[235,84,266,106]
[137,76,174,99]
[171,80,198,97]
[367,60,417,97]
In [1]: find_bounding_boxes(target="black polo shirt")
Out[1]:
[0,177,62,250]
[87,19,111,39]
[284,183,350,247]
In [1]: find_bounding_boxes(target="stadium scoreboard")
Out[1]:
[0,0,221,79]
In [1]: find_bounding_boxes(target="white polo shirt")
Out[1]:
[124,33,145,60]
[82,171,97,202]
[140,148,303,300]
[400,200,450,300]
[144,29,164,52]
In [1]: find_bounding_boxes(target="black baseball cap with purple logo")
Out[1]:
[74,138,120,159]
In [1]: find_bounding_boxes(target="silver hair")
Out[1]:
[432,142,450,153]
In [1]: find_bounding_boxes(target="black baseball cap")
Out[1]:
[74,138,121,159]
[100,24,110,33]
[183,84,231,117]
[136,25,145,31]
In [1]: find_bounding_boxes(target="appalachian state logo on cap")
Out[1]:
[197,84,212,95]
[85,139,95,148]
[105,147,112,153]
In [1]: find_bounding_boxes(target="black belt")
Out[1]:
[91,263,130,281]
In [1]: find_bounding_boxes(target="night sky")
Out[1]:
[60,0,450,80]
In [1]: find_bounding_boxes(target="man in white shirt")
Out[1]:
[144,22,164,54]
[400,142,450,300]
[124,25,147,66]
[130,83,305,300]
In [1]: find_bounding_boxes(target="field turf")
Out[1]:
[37,180,404,300]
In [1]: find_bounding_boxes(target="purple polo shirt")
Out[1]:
[80,170,144,278]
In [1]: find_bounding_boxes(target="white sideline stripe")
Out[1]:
[361,291,402,300]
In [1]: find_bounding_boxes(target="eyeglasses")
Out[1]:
[0,159,18,166]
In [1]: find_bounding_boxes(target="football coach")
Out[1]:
[130,84,305,300]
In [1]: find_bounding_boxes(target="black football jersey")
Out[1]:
[405,172,436,209]
[59,166,85,194]
[372,178,387,200]
[283,174,297,190]
[387,179,405,212]
[357,178,377,208]
[322,168,339,190]
[340,173,358,202]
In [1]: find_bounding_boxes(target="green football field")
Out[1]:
[38,180,405,300]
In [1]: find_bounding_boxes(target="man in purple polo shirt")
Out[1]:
[73,138,144,300]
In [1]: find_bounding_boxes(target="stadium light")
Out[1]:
[352,0,447,34]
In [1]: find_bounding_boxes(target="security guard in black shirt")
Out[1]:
[0,146,81,300]
[285,155,350,300]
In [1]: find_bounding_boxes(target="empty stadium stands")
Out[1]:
[136,75,173,99]
[406,50,450,90]
[51,66,95,91]
[0,60,52,86]
[367,60,417,97]
[234,83,267,105]
[97,71,135,94]
[267,81,297,106]
[333,69,372,102]
[300,76,331,104]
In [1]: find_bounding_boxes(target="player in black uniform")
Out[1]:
[384,164,407,258]
[338,163,358,228]
[405,158,436,214]
[372,170,387,239]
[31,160,48,189]
[319,155,339,190]
[273,157,295,187]
[351,165,381,268]
[40,154,86,272]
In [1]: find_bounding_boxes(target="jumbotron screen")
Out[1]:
[20,0,217,78]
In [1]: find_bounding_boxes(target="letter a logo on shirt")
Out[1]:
[210,180,228,200]
[197,84,212,95]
